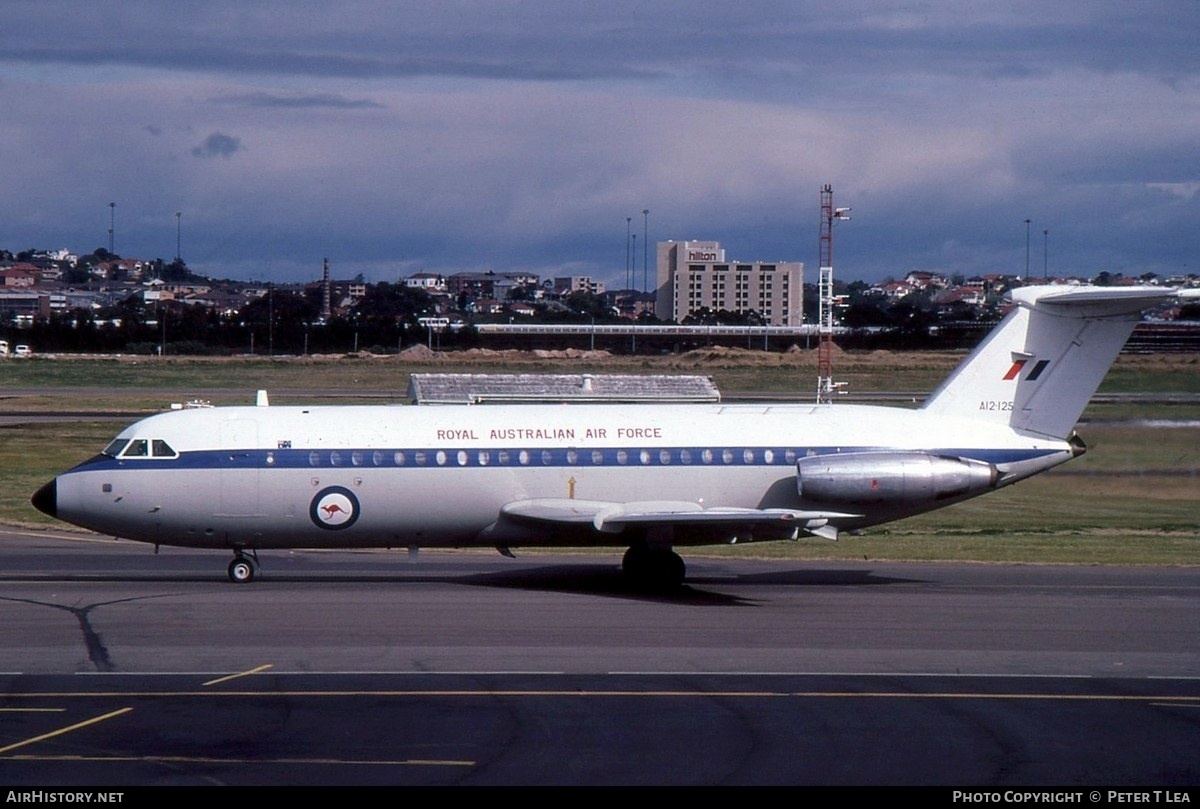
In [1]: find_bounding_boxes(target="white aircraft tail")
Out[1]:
[921,285,1174,439]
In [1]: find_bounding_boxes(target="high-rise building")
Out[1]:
[655,240,803,326]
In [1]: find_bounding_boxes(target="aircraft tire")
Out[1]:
[622,545,686,590]
[228,556,256,584]
[659,551,686,588]
[622,544,648,576]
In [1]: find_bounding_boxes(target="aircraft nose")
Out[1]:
[31,479,57,518]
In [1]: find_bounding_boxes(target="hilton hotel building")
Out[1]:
[655,240,803,326]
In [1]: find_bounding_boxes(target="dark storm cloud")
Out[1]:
[191,132,242,159]
[0,1,1197,285]
[211,92,385,109]
[0,44,656,82]
[3,3,1197,87]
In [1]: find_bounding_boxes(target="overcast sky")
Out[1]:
[2,1,1197,288]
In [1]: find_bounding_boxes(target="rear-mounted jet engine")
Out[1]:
[796,452,998,505]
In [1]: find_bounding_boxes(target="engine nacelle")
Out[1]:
[796,452,998,505]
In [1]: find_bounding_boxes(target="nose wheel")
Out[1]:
[228,552,259,583]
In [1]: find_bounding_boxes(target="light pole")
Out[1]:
[176,211,182,262]
[1043,229,1049,279]
[628,213,638,290]
[1024,218,1031,280]
[642,209,649,293]
[630,234,637,353]
[108,202,115,253]
[267,282,274,357]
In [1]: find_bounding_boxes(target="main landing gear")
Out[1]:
[228,551,260,584]
[622,543,686,590]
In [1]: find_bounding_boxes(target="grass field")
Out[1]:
[2,351,1196,565]
[2,350,1198,410]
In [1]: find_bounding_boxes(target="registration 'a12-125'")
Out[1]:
[979,400,1014,411]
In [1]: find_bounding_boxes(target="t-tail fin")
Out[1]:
[921,285,1174,439]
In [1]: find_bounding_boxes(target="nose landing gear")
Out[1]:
[228,551,260,583]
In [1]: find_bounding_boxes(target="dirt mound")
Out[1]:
[398,344,438,359]
[532,348,614,360]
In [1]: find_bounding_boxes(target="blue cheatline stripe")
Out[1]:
[66,446,1062,474]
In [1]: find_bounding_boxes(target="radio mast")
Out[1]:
[817,184,851,403]
[322,257,332,323]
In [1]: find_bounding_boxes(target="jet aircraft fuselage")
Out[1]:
[40,401,1072,552]
[32,284,1191,585]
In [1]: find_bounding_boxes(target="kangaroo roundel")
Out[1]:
[310,486,360,530]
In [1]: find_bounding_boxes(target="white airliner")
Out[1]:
[31,285,1193,586]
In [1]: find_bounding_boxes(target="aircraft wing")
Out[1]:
[480,498,859,546]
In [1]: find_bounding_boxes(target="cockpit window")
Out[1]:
[103,439,129,457]
[122,439,150,457]
[107,437,178,459]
